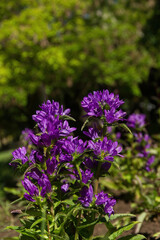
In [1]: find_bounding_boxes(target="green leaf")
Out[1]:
[51,234,69,240]
[117,234,146,240]
[5,226,38,239]
[118,123,133,135]
[93,237,105,240]
[4,187,22,196]
[55,212,66,222]
[62,199,75,206]
[77,218,99,229]
[3,237,19,240]
[26,208,42,217]
[110,213,136,221]
[81,118,90,131]
[81,116,93,131]
[5,226,21,231]
[105,221,139,240]
[153,231,160,238]
[20,235,36,240]
[59,115,76,122]
[10,197,24,205]
[30,218,44,229]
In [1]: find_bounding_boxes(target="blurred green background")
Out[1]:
[0,0,160,200]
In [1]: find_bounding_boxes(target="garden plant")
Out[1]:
[101,113,160,235]
[7,89,146,240]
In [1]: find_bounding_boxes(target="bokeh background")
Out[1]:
[0,0,160,235]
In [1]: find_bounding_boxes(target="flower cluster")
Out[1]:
[81,90,126,124]
[127,113,155,172]
[10,90,125,217]
[127,113,146,129]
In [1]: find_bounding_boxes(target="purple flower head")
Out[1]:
[88,137,123,162]
[81,90,126,123]
[29,150,44,164]
[104,108,126,124]
[32,100,75,137]
[83,127,101,140]
[61,183,69,192]
[134,133,150,144]
[46,156,58,175]
[145,156,155,172]
[29,132,41,146]
[81,169,93,184]
[60,136,87,156]
[104,198,116,217]
[83,157,99,172]
[101,162,112,172]
[95,191,116,216]
[38,173,51,197]
[32,100,76,144]
[32,100,70,130]
[107,126,112,133]
[59,121,76,137]
[22,178,39,201]
[79,185,93,207]
[11,147,28,166]
[116,132,121,139]
[95,191,109,205]
[127,113,146,129]
[21,128,33,145]
[26,168,42,180]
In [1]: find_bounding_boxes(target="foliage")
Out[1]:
[0,0,159,145]
[0,0,155,104]
[101,112,160,232]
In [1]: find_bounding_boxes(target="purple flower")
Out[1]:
[81,90,126,123]
[60,136,87,155]
[29,150,44,163]
[88,137,123,162]
[101,162,112,172]
[127,113,146,129]
[134,133,150,144]
[83,127,101,140]
[61,183,69,192]
[95,191,116,217]
[81,169,93,184]
[21,128,33,145]
[116,132,121,139]
[32,100,75,137]
[104,108,126,124]
[104,198,116,217]
[38,174,51,197]
[11,147,28,166]
[59,121,76,137]
[22,178,39,201]
[26,168,42,180]
[107,126,112,133]
[32,100,70,130]
[79,185,93,207]
[84,157,96,169]
[46,156,58,175]
[145,156,155,172]
[95,191,109,205]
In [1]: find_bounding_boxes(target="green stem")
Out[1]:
[75,209,82,240]
[94,162,102,194]
[76,164,82,182]
[47,217,51,240]
[40,206,46,240]
[74,230,79,240]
